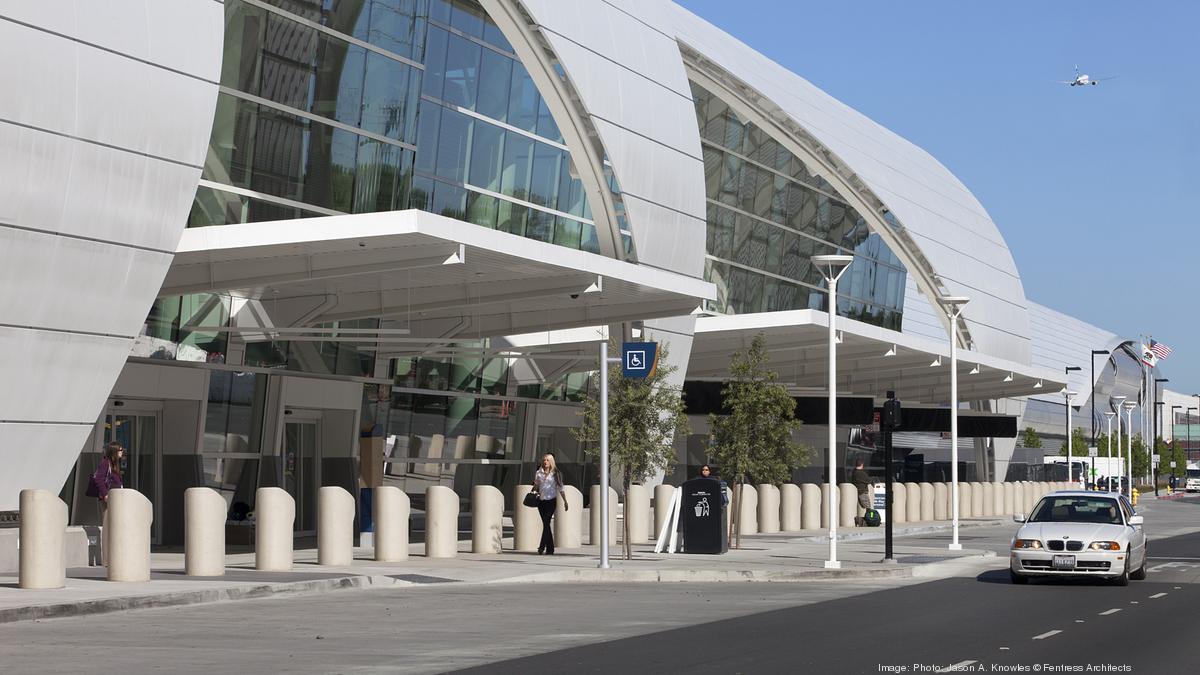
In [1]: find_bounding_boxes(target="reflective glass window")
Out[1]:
[476,49,513,122]
[468,121,505,191]
[507,63,539,132]
[442,32,481,108]
[434,107,471,182]
[500,131,533,199]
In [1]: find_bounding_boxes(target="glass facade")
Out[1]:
[692,82,907,330]
[191,0,605,253]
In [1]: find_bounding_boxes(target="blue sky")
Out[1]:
[677,0,1200,395]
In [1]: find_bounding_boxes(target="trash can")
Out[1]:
[681,477,728,554]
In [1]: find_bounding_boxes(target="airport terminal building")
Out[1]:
[0,0,1169,544]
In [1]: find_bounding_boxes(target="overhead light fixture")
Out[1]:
[884,345,896,357]
[1034,379,1043,388]
[835,330,843,344]
[443,243,466,265]
[969,365,980,375]
[1004,372,1014,382]
[583,275,603,294]
[930,356,942,367]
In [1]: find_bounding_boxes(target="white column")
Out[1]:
[317,486,354,566]
[256,487,294,572]
[471,485,504,554]
[512,484,540,552]
[625,484,651,542]
[780,483,802,531]
[106,488,153,582]
[425,486,459,558]
[555,485,583,548]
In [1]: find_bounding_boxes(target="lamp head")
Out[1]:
[1113,395,1127,404]
[1155,378,1169,383]
[1064,390,1078,400]
[1122,401,1136,410]
[811,254,854,277]
[1092,349,1111,355]
[937,295,971,307]
[1104,411,1116,419]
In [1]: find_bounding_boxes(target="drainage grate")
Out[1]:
[387,574,460,584]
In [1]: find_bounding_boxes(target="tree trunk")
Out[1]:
[623,470,632,560]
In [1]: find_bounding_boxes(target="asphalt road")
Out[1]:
[2,498,1195,674]
[465,529,1200,674]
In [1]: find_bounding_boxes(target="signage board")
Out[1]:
[621,342,659,379]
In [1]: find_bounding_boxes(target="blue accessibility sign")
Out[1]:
[621,342,659,379]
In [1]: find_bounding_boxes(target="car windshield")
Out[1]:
[1029,496,1122,525]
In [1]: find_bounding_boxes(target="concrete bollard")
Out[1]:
[653,484,675,538]
[184,487,225,576]
[1002,482,1015,517]
[919,482,935,522]
[256,487,295,571]
[555,485,583,548]
[513,484,541,552]
[317,486,354,566]
[625,485,651,543]
[980,482,995,517]
[891,482,907,524]
[757,484,781,533]
[1024,482,1036,513]
[970,482,985,517]
[991,482,1004,517]
[780,484,802,531]
[374,486,410,562]
[905,483,922,522]
[933,483,948,520]
[471,485,504,554]
[955,478,974,514]
[425,486,459,558]
[589,486,619,545]
[838,483,857,528]
[736,484,758,536]
[800,483,821,530]
[107,488,153,582]
[19,489,67,589]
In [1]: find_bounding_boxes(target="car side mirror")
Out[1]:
[1128,515,1143,526]
[1013,513,1026,523]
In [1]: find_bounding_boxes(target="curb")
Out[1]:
[781,519,1009,544]
[493,565,915,584]
[0,574,406,625]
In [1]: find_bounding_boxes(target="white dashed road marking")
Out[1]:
[1150,592,1168,598]
[1033,630,1062,640]
[1099,608,1121,615]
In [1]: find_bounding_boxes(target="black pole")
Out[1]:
[882,390,900,562]
[1091,355,1097,447]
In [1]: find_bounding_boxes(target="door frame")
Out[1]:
[282,409,322,534]
[101,399,164,545]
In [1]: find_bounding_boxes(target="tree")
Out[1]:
[1130,435,1150,486]
[1056,427,1088,457]
[1021,426,1042,449]
[1159,437,1187,486]
[707,333,811,549]
[575,340,689,560]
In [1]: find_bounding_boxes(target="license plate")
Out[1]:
[1052,555,1076,570]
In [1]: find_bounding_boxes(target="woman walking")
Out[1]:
[533,453,567,555]
[90,441,125,519]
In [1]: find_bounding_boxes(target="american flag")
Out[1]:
[1150,339,1173,361]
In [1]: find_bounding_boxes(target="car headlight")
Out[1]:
[1088,541,1122,551]
[1012,539,1042,549]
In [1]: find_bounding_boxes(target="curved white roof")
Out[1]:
[662,2,1030,364]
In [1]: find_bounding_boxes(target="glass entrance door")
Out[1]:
[283,419,319,533]
[102,405,163,544]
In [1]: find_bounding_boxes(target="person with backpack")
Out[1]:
[850,458,873,527]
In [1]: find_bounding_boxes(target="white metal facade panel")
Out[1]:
[0,327,134,422]
[621,194,706,279]
[663,3,1032,365]
[0,228,174,336]
[0,1,222,510]
[0,124,206,251]
[1,423,96,506]
[1026,301,1125,404]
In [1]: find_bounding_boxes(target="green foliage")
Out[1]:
[1021,426,1042,449]
[1158,437,1188,478]
[1057,427,1088,457]
[707,333,812,547]
[575,339,689,559]
[1130,435,1150,481]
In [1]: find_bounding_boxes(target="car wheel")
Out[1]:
[1111,561,1130,586]
[1131,551,1147,581]
[1010,570,1029,585]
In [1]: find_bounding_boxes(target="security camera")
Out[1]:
[570,293,580,299]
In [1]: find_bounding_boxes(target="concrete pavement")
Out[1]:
[0,518,1008,624]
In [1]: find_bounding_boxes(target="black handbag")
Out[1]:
[522,489,540,508]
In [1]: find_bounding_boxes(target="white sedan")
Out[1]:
[1010,490,1146,585]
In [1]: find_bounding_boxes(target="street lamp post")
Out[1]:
[1188,407,1197,491]
[813,254,854,570]
[1171,405,1182,487]
[1113,396,1127,494]
[1104,411,1116,491]
[937,295,970,551]
[1064,390,1078,487]
[1090,350,1110,447]
[1123,401,1136,497]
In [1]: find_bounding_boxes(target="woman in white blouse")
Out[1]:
[533,453,567,554]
